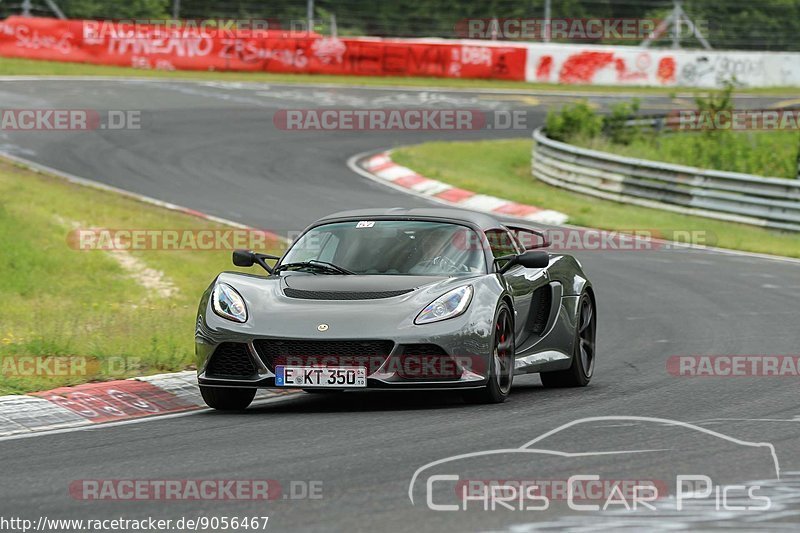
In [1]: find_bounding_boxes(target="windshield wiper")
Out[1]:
[274,260,355,275]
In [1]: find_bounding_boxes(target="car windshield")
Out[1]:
[280,220,486,276]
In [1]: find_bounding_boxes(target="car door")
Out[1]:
[486,228,538,342]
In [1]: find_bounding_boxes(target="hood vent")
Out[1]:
[283,288,413,300]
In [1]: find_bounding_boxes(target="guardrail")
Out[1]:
[531,128,800,232]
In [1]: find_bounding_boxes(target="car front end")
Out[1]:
[196,271,505,391]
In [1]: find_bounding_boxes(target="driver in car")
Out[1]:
[408,228,482,275]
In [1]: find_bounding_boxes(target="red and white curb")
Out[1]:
[359,151,568,225]
[0,372,298,438]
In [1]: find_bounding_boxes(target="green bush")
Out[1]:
[544,101,602,142]
[602,98,642,145]
[582,131,800,179]
[544,83,800,179]
[694,80,735,120]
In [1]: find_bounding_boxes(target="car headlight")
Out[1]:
[212,283,248,323]
[415,285,473,325]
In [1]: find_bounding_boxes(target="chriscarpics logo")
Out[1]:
[409,416,779,514]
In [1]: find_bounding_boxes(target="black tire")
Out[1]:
[463,302,515,404]
[200,385,256,410]
[541,291,596,388]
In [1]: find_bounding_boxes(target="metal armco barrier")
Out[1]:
[532,128,800,232]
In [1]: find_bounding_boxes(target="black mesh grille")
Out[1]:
[396,344,462,380]
[205,342,257,378]
[401,344,449,357]
[283,288,413,300]
[253,339,394,372]
[531,286,553,335]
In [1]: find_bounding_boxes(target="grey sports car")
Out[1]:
[195,208,596,410]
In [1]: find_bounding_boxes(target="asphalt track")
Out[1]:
[1,79,799,532]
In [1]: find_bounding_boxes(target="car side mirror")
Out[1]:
[232,249,281,274]
[517,250,550,269]
[232,249,256,267]
[499,250,549,273]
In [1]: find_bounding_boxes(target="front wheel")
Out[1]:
[200,385,256,410]
[463,302,515,404]
[541,291,596,388]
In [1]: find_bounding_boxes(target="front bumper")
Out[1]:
[196,274,501,390]
[197,338,490,390]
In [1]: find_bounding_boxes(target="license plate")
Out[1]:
[275,366,367,388]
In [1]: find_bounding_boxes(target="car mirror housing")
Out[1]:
[232,249,256,267]
[517,250,550,269]
[499,250,550,273]
[232,249,281,274]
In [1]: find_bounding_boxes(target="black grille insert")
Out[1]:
[401,344,449,358]
[283,288,413,300]
[531,286,553,335]
[206,342,257,378]
[397,344,462,380]
[253,339,394,373]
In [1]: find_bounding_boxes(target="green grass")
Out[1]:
[0,158,283,394]
[392,139,800,257]
[575,131,800,179]
[0,56,797,95]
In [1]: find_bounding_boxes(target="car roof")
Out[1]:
[316,207,506,231]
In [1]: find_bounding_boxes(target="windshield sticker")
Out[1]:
[356,221,375,228]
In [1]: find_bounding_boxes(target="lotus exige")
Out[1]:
[195,208,596,409]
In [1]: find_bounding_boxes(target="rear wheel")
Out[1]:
[464,302,515,404]
[541,291,595,388]
[200,385,256,410]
